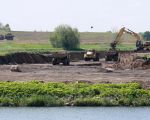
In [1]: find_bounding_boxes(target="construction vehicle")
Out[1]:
[0,35,4,40]
[51,51,70,65]
[0,33,14,40]
[84,49,99,61]
[5,33,14,40]
[105,48,119,61]
[110,27,143,51]
[106,27,148,61]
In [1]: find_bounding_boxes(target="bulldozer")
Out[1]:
[84,49,99,61]
[105,27,150,61]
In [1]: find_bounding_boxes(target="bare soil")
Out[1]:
[0,61,150,83]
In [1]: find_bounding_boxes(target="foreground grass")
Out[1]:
[0,42,61,55]
[0,81,150,107]
[0,41,136,55]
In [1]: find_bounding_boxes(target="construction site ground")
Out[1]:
[0,61,150,84]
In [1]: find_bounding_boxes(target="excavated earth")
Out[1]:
[0,52,150,88]
[0,61,150,87]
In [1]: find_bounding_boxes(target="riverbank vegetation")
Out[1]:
[0,81,150,107]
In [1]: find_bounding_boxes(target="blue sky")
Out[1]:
[0,0,149,32]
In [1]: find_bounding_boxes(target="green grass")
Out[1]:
[0,41,136,55]
[81,43,136,51]
[80,43,109,51]
[0,41,62,55]
[0,30,139,55]
[0,81,149,107]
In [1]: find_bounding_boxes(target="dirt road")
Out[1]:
[0,61,150,83]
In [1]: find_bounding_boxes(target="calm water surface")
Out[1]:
[0,107,150,120]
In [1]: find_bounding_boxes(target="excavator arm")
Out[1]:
[110,27,125,49]
[125,28,141,40]
[106,27,143,61]
[111,27,142,50]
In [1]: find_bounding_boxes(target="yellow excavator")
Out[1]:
[110,27,143,51]
[105,27,148,61]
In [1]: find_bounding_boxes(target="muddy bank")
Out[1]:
[0,52,51,64]
[0,51,140,65]
[0,51,106,65]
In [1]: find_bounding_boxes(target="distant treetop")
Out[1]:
[143,31,150,41]
[0,22,11,34]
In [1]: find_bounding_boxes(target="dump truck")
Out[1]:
[5,33,14,40]
[84,49,99,61]
[0,35,4,40]
[51,51,70,65]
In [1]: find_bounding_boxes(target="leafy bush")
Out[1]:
[26,95,64,107]
[50,25,80,50]
[0,81,149,106]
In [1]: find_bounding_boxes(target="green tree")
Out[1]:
[0,23,11,34]
[50,25,80,50]
[143,31,150,41]
[4,24,11,32]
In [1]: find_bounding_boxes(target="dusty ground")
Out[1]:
[0,61,150,83]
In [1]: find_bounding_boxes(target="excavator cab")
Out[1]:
[106,41,119,61]
[110,41,117,50]
[105,48,119,61]
[136,40,144,51]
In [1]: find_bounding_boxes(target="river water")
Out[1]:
[0,107,150,120]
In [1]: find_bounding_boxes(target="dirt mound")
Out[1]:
[0,52,51,64]
[103,53,150,70]
[0,51,106,65]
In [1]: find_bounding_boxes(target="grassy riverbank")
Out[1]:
[0,81,150,107]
